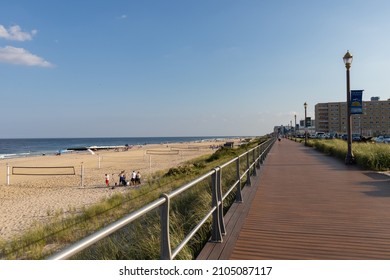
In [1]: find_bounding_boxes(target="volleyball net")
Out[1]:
[169,146,200,152]
[12,166,76,176]
[145,150,180,155]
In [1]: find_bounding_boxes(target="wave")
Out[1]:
[0,153,31,159]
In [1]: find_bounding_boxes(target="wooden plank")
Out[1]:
[197,166,264,260]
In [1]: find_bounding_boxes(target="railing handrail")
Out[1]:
[48,137,275,260]
[48,196,166,260]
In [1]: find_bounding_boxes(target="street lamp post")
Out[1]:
[294,114,297,135]
[343,51,355,164]
[304,102,307,146]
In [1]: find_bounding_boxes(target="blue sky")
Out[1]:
[1,0,390,138]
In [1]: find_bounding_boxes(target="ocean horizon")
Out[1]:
[0,136,244,159]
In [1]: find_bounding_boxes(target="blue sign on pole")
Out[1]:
[350,90,364,114]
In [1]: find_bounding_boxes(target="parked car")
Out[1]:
[329,133,337,139]
[318,133,331,139]
[352,134,362,141]
[315,132,325,139]
[373,135,390,143]
[339,134,361,141]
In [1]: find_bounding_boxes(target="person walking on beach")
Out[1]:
[135,171,141,185]
[119,170,126,186]
[105,174,110,187]
[131,171,137,186]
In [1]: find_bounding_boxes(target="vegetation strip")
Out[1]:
[294,138,390,171]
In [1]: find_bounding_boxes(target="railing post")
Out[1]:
[252,149,257,176]
[211,168,222,242]
[160,193,172,259]
[235,157,242,203]
[246,152,251,186]
[216,167,226,236]
[261,143,265,164]
[256,146,261,169]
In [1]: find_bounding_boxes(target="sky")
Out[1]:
[1,0,390,138]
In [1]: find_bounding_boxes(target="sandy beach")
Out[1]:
[0,139,235,242]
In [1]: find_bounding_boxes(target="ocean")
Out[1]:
[0,136,235,159]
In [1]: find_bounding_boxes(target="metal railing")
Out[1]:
[48,137,275,260]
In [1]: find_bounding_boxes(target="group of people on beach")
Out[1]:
[104,170,141,189]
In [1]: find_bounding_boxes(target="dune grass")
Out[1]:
[305,139,390,171]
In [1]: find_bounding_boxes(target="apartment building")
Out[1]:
[315,99,390,136]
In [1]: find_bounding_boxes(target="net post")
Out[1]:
[6,163,10,186]
[81,162,84,187]
[149,154,152,175]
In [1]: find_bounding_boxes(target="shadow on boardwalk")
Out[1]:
[198,139,390,260]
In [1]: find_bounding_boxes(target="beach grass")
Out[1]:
[305,139,390,171]
[0,137,266,260]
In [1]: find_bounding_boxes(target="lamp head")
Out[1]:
[343,51,353,69]
[304,102,307,109]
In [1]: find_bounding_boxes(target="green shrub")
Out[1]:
[164,165,195,177]
[205,147,238,163]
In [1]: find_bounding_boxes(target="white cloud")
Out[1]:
[0,46,53,67]
[0,24,37,41]
[116,14,127,20]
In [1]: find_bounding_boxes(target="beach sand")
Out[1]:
[0,139,235,242]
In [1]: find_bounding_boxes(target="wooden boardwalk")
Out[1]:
[197,139,390,260]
